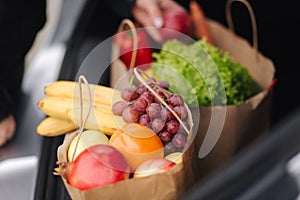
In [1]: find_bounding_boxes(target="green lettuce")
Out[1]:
[151,39,260,107]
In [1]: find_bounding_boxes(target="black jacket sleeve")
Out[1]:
[103,0,136,19]
[102,0,190,19]
[0,0,46,121]
[0,87,13,120]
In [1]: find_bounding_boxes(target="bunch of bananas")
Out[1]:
[37,81,122,136]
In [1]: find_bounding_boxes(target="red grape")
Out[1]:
[139,114,151,127]
[171,133,186,148]
[173,105,187,119]
[158,131,172,143]
[168,94,184,106]
[160,106,175,121]
[140,91,154,104]
[164,142,176,155]
[166,119,179,134]
[146,103,161,118]
[121,88,139,101]
[122,106,139,123]
[133,97,148,112]
[112,101,128,116]
[156,80,169,90]
[151,118,166,133]
[178,121,190,134]
[136,85,148,94]
[153,88,166,103]
[146,78,156,87]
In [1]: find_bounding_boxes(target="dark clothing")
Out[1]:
[56,0,138,85]
[0,0,46,120]
[0,0,190,121]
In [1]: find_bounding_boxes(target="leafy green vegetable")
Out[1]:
[151,39,260,107]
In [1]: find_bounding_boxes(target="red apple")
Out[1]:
[114,29,153,70]
[133,158,176,178]
[60,144,130,190]
[160,9,191,41]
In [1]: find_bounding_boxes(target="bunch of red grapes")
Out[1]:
[112,78,190,155]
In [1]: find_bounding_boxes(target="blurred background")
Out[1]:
[0,0,299,199]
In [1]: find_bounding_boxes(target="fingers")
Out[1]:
[134,0,163,27]
[132,0,163,42]
[145,28,163,42]
[0,115,16,147]
[132,0,188,42]
[146,0,163,27]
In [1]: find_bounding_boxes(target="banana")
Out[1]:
[37,96,122,135]
[44,81,122,105]
[37,80,125,136]
[68,108,122,136]
[37,96,113,120]
[36,117,76,136]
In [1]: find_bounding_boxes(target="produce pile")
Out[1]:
[114,0,259,107]
[112,78,190,156]
[37,77,190,191]
[35,0,263,196]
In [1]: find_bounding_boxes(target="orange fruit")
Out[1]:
[109,123,164,171]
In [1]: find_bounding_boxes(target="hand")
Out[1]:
[0,115,16,147]
[132,0,186,42]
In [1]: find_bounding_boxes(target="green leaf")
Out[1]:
[152,39,260,106]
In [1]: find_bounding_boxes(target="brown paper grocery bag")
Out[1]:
[110,43,130,88]
[110,19,138,88]
[110,0,276,179]
[192,91,273,178]
[57,131,197,200]
[55,70,198,200]
[55,0,276,198]
[110,19,156,88]
[191,0,275,178]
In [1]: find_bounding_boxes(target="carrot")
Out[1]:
[189,0,213,44]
